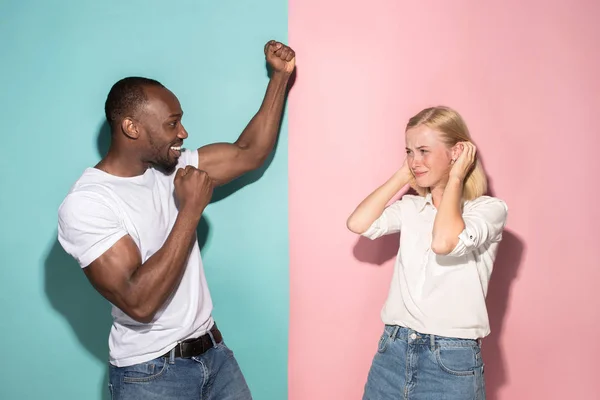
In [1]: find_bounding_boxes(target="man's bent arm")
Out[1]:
[196,40,295,186]
[196,72,291,186]
[83,206,202,323]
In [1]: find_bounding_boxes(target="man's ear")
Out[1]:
[121,117,140,139]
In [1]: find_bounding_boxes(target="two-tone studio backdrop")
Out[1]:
[1,1,598,399]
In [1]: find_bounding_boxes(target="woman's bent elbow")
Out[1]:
[431,240,454,255]
[346,218,366,234]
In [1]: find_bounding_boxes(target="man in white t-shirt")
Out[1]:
[57,40,295,400]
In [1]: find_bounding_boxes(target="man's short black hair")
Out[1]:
[104,76,164,130]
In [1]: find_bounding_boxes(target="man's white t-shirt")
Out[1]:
[57,149,213,367]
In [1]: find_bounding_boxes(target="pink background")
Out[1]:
[288,1,600,399]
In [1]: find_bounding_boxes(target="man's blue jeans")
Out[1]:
[108,341,252,400]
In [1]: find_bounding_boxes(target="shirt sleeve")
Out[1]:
[178,148,199,169]
[446,197,508,257]
[361,200,404,240]
[57,191,128,268]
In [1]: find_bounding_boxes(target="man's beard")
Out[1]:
[153,154,178,174]
[148,136,178,174]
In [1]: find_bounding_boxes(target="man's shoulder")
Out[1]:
[65,167,114,194]
[72,167,111,185]
[59,168,119,217]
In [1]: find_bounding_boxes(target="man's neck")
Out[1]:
[96,147,149,177]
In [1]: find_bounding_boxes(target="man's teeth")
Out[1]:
[171,146,181,151]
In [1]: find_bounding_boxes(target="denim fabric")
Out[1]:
[363,325,485,400]
[108,342,251,400]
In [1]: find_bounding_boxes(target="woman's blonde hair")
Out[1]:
[405,106,487,200]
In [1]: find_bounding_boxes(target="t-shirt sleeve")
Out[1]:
[177,148,199,169]
[57,191,128,268]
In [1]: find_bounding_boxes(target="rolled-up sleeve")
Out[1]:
[446,197,508,257]
[362,200,404,240]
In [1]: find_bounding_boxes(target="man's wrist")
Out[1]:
[270,70,292,82]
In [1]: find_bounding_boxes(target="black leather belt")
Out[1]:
[164,323,223,359]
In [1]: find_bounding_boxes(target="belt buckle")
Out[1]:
[179,341,189,359]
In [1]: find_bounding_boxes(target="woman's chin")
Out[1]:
[415,176,431,187]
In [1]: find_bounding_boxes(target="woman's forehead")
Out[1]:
[406,125,443,147]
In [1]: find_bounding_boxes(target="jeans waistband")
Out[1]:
[384,324,482,348]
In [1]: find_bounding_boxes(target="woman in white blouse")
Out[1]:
[347,106,507,400]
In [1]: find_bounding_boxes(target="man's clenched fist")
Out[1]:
[264,40,296,75]
[174,166,213,215]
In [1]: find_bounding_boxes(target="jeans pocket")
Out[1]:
[377,331,391,354]
[434,344,480,376]
[217,342,234,358]
[122,357,168,383]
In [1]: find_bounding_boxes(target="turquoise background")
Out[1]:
[0,1,289,399]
